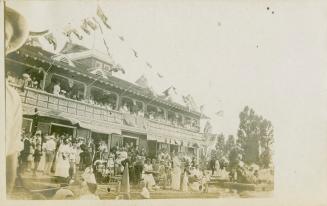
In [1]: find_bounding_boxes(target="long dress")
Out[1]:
[142,164,156,188]
[37,150,46,172]
[171,156,181,190]
[54,144,70,178]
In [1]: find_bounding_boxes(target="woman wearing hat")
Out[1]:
[54,138,71,182]
[171,152,182,191]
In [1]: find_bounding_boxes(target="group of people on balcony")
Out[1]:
[6,70,43,90]
[6,72,199,131]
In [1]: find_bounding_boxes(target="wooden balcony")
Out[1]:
[10,84,203,142]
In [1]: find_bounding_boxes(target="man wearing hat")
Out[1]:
[5,5,29,194]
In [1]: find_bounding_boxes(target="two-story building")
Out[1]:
[5,43,205,159]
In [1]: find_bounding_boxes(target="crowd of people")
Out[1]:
[17,129,213,194]
[6,71,200,131]
[15,128,273,200]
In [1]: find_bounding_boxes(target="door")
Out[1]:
[147,140,157,159]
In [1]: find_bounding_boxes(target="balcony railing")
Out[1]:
[9,84,202,141]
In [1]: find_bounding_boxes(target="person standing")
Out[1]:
[171,153,181,191]
[68,142,77,182]
[134,153,145,185]
[54,138,71,182]
[142,159,156,191]
[21,133,32,173]
[43,134,57,175]
[32,131,43,176]
[79,144,92,171]
[53,81,61,96]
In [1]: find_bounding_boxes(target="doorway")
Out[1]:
[50,123,75,136]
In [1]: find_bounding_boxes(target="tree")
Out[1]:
[259,119,274,168]
[225,135,235,156]
[237,106,274,166]
[215,133,225,159]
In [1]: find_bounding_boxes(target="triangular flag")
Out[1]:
[118,36,125,41]
[146,62,152,68]
[132,49,138,58]
[86,18,98,31]
[97,5,111,29]
[81,20,91,35]
[72,29,83,40]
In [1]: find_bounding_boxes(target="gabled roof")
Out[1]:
[60,42,89,54]
[65,49,114,66]
[51,54,76,67]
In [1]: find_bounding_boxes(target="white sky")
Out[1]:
[5,0,327,201]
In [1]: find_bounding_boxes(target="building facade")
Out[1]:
[6,44,205,159]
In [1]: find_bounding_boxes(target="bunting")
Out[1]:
[92,16,111,56]
[80,20,91,35]
[85,18,98,30]
[97,5,111,29]
[72,29,83,40]
[63,24,83,41]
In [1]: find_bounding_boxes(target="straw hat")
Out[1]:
[5,6,29,55]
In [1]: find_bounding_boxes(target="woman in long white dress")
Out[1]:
[54,139,70,180]
[142,159,156,190]
[171,153,181,190]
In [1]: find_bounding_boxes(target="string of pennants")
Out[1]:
[38,4,164,79]
[29,3,204,113]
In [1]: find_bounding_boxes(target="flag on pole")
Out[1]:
[44,33,57,50]
[97,5,111,29]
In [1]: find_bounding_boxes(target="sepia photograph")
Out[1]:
[5,0,327,202]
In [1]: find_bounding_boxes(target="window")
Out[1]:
[95,61,102,68]
[47,74,85,100]
[90,87,117,109]
[121,97,134,113]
